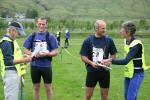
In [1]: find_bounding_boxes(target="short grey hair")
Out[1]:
[94,20,99,30]
[122,21,136,35]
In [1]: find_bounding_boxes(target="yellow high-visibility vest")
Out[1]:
[56,31,60,37]
[124,39,148,78]
[0,36,26,80]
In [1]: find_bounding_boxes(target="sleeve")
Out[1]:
[23,34,33,49]
[1,41,14,66]
[80,39,89,56]
[112,44,141,65]
[49,34,58,50]
[68,32,70,38]
[109,37,118,55]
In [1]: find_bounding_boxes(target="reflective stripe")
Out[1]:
[134,67,143,69]
[133,58,142,60]
[5,66,15,68]
[5,67,16,70]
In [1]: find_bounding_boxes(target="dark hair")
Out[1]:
[122,21,136,35]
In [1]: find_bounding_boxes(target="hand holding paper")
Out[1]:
[32,44,43,57]
[96,61,112,70]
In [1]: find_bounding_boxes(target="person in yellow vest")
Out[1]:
[56,31,61,46]
[101,21,148,100]
[0,21,32,100]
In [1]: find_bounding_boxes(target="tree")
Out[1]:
[26,8,38,18]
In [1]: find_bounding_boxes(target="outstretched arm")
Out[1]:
[102,44,141,65]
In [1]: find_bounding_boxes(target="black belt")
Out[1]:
[5,67,16,70]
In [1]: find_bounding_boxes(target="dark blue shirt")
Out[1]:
[80,35,117,72]
[24,32,58,68]
[112,37,142,65]
[0,35,14,66]
[66,31,70,39]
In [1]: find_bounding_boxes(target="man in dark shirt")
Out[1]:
[80,20,117,100]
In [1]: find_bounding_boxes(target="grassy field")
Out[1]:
[0,36,150,100]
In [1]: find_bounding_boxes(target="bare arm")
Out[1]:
[100,54,117,66]
[47,49,58,57]
[81,56,98,68]
[12,48,33,64]
[13,57,32,64]
[24,48,32,56]
[14,49,32,64]
[110,54,116,59]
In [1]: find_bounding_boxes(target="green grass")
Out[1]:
[0,37,150,100]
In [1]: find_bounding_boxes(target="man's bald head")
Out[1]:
[94,20,106,37]
[94,20,106,30]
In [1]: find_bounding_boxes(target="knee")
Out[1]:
[34,84,40,91]
[85,92,93,99]
[101,92,108,100]
[44,84,52,92]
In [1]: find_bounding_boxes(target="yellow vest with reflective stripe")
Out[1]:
[0,36,26,80]
[56,32,60,37]
[124,39,148,78]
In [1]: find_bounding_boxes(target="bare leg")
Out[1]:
[84,87,95,100]
[34,83,40,100]
[44,84,53,100]
[101,88,109,100]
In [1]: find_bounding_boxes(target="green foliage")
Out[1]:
[138,19,150,30]
[25,8,38,18]
[1,10,9,18]
[0,18,7,38]
[0,0,150,20]
[1,18,150,38]
[23,22,36,30]
[0,18,7,29]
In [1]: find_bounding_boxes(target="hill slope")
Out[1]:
[0,0,150,20]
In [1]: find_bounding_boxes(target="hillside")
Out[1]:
[0,0,150,20]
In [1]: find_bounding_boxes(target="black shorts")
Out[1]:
[86,71,110,88]
[31,66,52,84]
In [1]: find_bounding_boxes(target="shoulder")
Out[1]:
[104,35,115,44]
[86,35,94,41]
[0,40,12,48]
[49,33,57,41]
[49,33,56,38]
[83,35,93,43]
[27,32,36,39]
[130,39,142,47]
[105,35,114,41]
